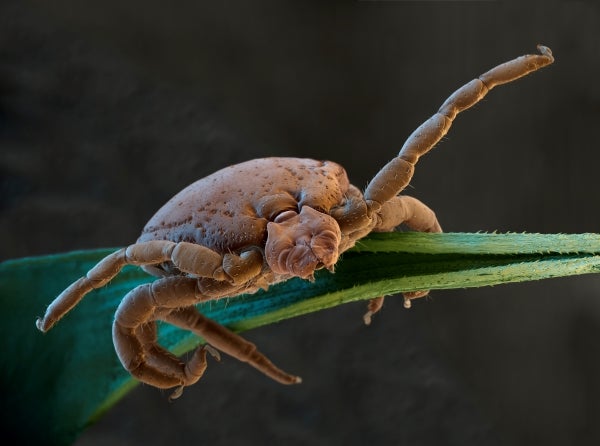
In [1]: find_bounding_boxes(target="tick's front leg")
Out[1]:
[360,45,553,323]
[363,45,554,207]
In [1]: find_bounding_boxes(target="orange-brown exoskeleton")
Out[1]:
[36,46,554,399]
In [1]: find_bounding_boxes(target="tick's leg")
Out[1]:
[363,296,384,326]
[363,195,442,323]
[363,45,553,208]
[165,306,301,386]
[36,248,129,332]
[134,319,218,400]
[361,45,553,321]
[111,276,217,394]
[36,241,263,332]
[139,318,223,400]
[112,275,299,398]
[374,195,442,233]
[127,241,264,285]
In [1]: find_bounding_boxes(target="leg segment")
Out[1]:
[364,196,443,323]
[128,241,263,284]
[165,306,301,385]
[36,248,129,332]
[373,195,442,233]
[363,45,554,207]
[112,276,300,397]
[36,240,263,332]
[111,276,211,393]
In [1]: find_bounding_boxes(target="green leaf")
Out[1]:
[2,232,600,445]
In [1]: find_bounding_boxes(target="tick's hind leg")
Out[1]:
[113,275,300,399]
[111,276,219,396]
[129,320,218,400]
[165,306,302,387]
[363,196,442,324]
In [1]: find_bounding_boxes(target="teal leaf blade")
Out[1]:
[1,232,599,445]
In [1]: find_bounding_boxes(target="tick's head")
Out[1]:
[265,206,341,279]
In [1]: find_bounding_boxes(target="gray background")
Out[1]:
[2,0,600,445]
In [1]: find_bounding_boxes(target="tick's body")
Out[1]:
[139,158,350,265]
[36,46,554,398]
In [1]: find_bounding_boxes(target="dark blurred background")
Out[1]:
[2,0,600,444]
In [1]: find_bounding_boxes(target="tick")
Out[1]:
[37,46,554,399]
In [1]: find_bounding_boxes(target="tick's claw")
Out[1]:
[204,344,221,362]
[169,385,184,401]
